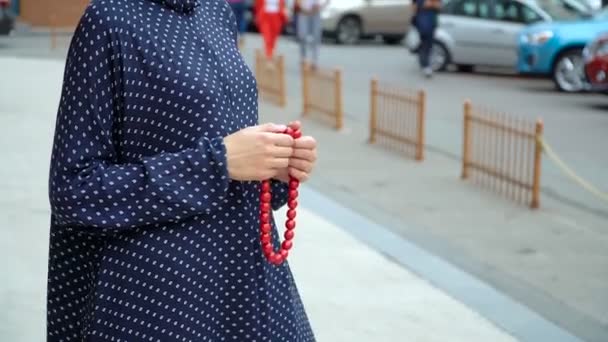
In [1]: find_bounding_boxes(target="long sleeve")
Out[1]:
[48,10,230,235]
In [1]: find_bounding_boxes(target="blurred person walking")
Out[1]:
[227,0,248,48]
[296,0,329,69]
[412,0,441,77]
[255,0,289,63]
[292,0,302,41]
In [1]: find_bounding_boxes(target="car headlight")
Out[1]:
[526,31,554,45]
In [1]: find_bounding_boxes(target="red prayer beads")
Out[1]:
[260,127,302,265]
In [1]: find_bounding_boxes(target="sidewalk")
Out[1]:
[281,199,520,342]
[0,56,520,341]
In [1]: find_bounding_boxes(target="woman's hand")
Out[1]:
[224,123,295,181]
[274,121,318,183]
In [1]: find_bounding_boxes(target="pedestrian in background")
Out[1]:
[292,0,302,41]
[296,0,329,70]
[412,0,441,77]
[255,0,289,64]
[227,0,248,48]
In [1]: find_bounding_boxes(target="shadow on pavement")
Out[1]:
[585,101,608,112]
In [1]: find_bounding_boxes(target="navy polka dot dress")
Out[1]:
[47,0,315,340]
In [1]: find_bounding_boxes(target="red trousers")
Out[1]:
[258,13,284,59]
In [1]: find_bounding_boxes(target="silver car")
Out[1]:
[430,0,591,71]
[320,0,414,44]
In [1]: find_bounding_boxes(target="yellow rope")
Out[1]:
[538,136,608,203]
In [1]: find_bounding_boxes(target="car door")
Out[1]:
[488,0,544,67]
[439,0,498,65]
[360,0,410,35]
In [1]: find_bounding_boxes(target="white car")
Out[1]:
[320,0,414,45]
[430,0,591,72]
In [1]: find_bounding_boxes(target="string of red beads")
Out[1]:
[259,127,302,265]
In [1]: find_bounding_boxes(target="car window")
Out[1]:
[479,1,491,18]
[445,0,479,16]
[532,0,589,20]
[493,0,542,23]
[521,4,543,22]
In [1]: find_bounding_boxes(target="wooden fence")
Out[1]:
[20,0,89,27]
[369,79,426,161]
[301,63,344,130]
[461,100,544,208]
[255,50,287,107]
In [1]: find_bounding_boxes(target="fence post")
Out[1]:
[370,78,378,143]
[255,49,261,84]
[416,90,426,161]
[301,62,309,117]
[278,55,286,108]
[335,68,343,130]
[462,100,472,179]
[531,119,543,209]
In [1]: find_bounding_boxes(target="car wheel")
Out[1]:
[335,16,362,45]
[382,35,404,45]
[431,40,450,72]
[456,64,474,73]
[552,48,586,93]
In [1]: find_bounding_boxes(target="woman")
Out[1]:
[227,0,248,47]
[255,0,288,60]
[296,0,329,69]
[47,0,318,341]
[413,0,441,77]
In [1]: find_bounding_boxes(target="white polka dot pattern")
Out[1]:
[47,0,315,340]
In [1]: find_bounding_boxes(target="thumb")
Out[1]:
[288,120,302,132]
[258,122,287,133]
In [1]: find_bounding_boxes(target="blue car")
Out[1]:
[517,7,608,92]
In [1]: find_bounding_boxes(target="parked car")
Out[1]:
[0,0,15,36]
[517,7,608,92]
[431,0,591,72]
[319,0,414,45]
[583,31,608,92]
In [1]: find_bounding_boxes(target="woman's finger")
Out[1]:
[291,148,317,162]
[288,121,302,132]
[288,158,313,174]
[269,146,294,158]
[293,136,317,150]
[268,157,290,170]
[288,167,309,182]
[263,132,294,147]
